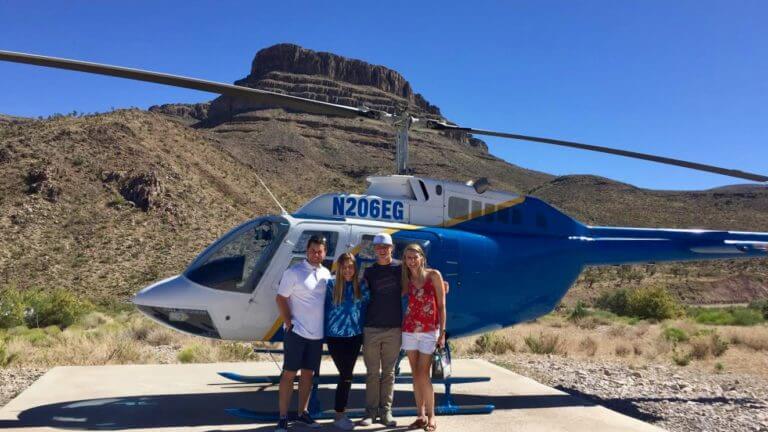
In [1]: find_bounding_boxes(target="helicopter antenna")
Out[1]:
[256,174,288,215]
[393,113,413,175]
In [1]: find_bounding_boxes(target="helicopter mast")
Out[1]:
[393,113,413,175]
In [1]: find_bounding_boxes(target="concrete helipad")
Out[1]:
[0,359,666,431]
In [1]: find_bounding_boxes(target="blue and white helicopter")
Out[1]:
[2,50,767,420]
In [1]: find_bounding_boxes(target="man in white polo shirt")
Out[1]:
[275,235,331,432]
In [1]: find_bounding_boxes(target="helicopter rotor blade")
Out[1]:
[0,50,389,120]
[2,50,765,183]
[425,120,768,183]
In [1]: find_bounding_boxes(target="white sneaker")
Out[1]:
[334,415,355,430]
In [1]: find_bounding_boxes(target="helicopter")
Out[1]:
[2,49,768,420]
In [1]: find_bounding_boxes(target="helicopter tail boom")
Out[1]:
[579,226,768,265]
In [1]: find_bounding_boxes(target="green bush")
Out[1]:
[691,307,764,326]
[748,298,768,319]
[178,345,200,363]
[27,289,93,328]
[595,289,630,316]
[0,287,26,328]
[626,286,682,320]
[596,286,681,320]
[0,342,17,367]
[663,327,689,343]
[568,301,589,321]
[1,287,93,330]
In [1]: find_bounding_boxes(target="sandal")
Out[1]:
[424,422,437,432]
[408,418,427,430]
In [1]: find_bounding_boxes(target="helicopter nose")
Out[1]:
[132,275,221,339]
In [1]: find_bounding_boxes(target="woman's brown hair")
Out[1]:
[334,252,361,305]
[401,243,427,295]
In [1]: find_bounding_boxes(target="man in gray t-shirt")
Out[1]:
[360,233,401,427]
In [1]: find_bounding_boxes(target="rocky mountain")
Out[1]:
[1,43,767,303]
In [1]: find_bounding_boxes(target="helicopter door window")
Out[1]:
[448,197,469,220]
[291,230,339,270]
[471,200,482,217]
[185,217,289,293]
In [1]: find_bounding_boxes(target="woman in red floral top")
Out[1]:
[401,243,446,432]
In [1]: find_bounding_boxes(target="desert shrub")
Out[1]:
[145,327,176,347]
[595,289,630,316]
[748,298,768,319]
[0,286,26,328]
[626,286,682,320]
[568,301,589,321]
[692,307,764,326]
[714,362,724,372]
[0,287,93,330]
[27,289,93,328]
[596,286,681,320]
[711,334,729,357]
[474,333,515,354]
[689,337,710,359]
[615,344,631,357]
[0,342,17,367]
[42,325,62,337]
[216,342,259,361]
[524,332,564,355]
[663,327,689,343]
[578,337,598,356]
[178,345,201,363]
[731,309,764,326]
[18,328,50,346]
[672,349,691,366]
[78,312,111,330]
[607,325,628,338]
[724,328,768,351]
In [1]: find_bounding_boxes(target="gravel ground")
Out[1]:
[495,353,768,432]
[0,367,47,409]
[2,356,767,432]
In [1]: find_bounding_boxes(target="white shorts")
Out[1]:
[402,331,439,354]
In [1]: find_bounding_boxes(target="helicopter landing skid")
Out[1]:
[224,375,494,421]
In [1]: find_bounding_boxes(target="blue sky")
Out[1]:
[1,1,766,190]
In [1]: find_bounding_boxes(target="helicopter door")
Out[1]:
[286,226,348,271]
[349,227,440,276]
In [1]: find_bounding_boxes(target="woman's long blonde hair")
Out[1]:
[401,243,427,295]
[334,252,361,305]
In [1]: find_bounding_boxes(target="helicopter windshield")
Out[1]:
[184,216,289,293]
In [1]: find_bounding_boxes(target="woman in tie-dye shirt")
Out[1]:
[324,252,370,430]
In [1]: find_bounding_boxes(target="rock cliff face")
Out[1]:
[206,44,447,125]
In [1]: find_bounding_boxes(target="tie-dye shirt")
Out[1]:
[324,279,370,338]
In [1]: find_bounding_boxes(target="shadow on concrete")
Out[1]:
[0,386,598,430]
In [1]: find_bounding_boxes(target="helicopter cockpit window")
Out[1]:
[185,217,289,293]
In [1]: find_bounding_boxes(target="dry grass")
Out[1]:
[452,314,768,377]
[1,311,260,368]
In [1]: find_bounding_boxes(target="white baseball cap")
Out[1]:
[372,233,393,246]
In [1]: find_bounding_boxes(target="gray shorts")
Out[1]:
[283,328,322,372]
